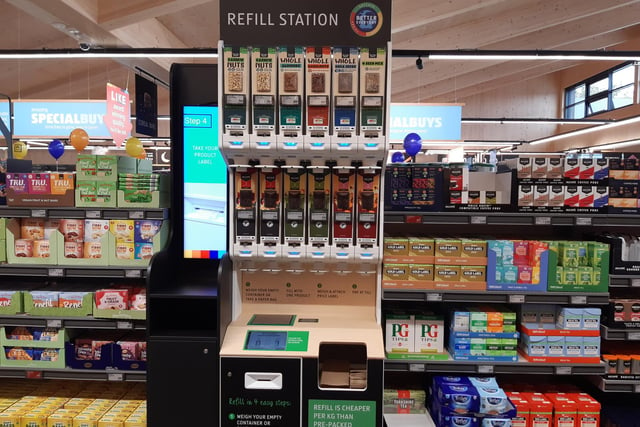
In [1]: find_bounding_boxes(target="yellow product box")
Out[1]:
[383,264,409,281]
[383,237,409,257]
[47,412,74,427]
[408,237,435,257]
[109,220,134,243]
[124,419,145,427]
[461,239,487,258]
[409,264,434,281]
[434,265,461,282]
[0,413,19,426]
[73,416,99,427]
[19,413,47,426]
[97,417,125,427]
[460,265,486,282]
[435,239,462,258]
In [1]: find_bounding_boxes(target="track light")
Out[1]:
[415,56,423,70]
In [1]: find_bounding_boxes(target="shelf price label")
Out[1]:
[85,210,102,219]
[535,216,551,225]
[555,366,572,375]
[470,216,487,225]
[628,332,640,341]
[26,371,43,379]
[631,279,640,288]
[409,364,425,372]
[31,209,46,218]
[107,373,124,381]
[125,269,142,279]
[509,294,526,304]
[635,384,640,393]
[426,293,443,302]
[477,365,494,374]
[128,211,144,219]
[570,295,588,305]
[46,319,62,328]
[116,321,134,330]
[48,268,64,277]
[575,217,592,226]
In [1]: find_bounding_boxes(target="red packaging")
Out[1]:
[95,289,129,310]
[517,266,534,284]
[117,341,140,360]
[507,394,531,427]
[5,173,28,194]
[566,394,600,427]
[521,393,553,427]
[546,393,577,427]
[27,173,50,194]
[513,240,530,266]
[528,241,549,267]
[75,338,94,360]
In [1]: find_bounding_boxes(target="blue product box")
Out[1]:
[476,386,509,415]
[436,383,480,414]
[481,418,512,427]
[564,336,582,357]
[546,336,564,357]
[582,307,601,330]
[522,334,546,356]
[468,377,499,389]
[134,220,162,243]
[443,415,479,427]
[556,307,583,329]
[582,336,600,357]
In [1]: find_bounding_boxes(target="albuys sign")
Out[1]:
[220,0,391,46]
[389,103,463,142]
[13,100,111,138]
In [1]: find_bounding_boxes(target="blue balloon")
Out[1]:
[391,151,405,163]
[48,139,65,160]
[403,132,422,157]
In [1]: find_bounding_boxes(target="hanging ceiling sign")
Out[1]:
[135,74,158,137]
[104,83,132,147]
[220,0,391,46]
[389,103,463,142]
[12,100,111,138]
[0,102,10,132]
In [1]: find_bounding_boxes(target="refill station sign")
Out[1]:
[219,2,390,427]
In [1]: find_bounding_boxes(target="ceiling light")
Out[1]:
[588,139,640,151]
[529,115,640,146]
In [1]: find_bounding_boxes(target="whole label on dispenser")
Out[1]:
[308,400,377,427]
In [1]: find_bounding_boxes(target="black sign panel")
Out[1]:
[221,357,302,426]
[220,0,391,46]
[135,74,158,137]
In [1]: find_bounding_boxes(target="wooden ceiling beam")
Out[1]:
[96,0,212,31]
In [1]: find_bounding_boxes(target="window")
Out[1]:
[564,62,636,119]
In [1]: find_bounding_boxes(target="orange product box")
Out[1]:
[50,173,75,195]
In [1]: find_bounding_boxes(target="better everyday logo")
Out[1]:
[350,2,383,37]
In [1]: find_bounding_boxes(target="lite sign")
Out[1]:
[389,103,462,142]
[13,100,111,139]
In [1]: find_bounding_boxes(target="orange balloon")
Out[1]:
[69,128,89,151]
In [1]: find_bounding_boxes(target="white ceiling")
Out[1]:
[1,0,640,143]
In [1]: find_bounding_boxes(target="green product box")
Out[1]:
[97,182,117,203]
[469,311,487,333]
[560,241,580,267]
[0,290,22,314]
[0,217,6,240]
[577,241,589,266]
[76,154,97,179]
[577,267,594,286]
[486,338,501,356]
[470,338,486,356]
[502,338,518,355]
[0,239,5,263]
[588,242,609,268]
[562,267,578,285]
[117,157,153,175]
[502,312,517,332]
[76,180,97,203]
[556,265,563,283]
[95,155,118,181]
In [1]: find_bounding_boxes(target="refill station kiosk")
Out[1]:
[218,1,392,426]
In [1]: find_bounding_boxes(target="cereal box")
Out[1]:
[33,240,51,258]
[115,242,134,260]
[95,289,129,310]
[84,220,110,242]
[77,181,97,203]
[30,291,59,308]
[21,218,45,240]
[59,292,89,309]
[84,241,103,259]
[76,154,97,179]
[59,219,85,242]
[14,239,34,257]
[5,173,28,194]
[96,155,118,179]
[110,220,134,243]
[64,241,84,259]
[134,243,154,260]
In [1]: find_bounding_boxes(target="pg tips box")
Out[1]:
[414,315,444,353]
[385,314,414,353]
